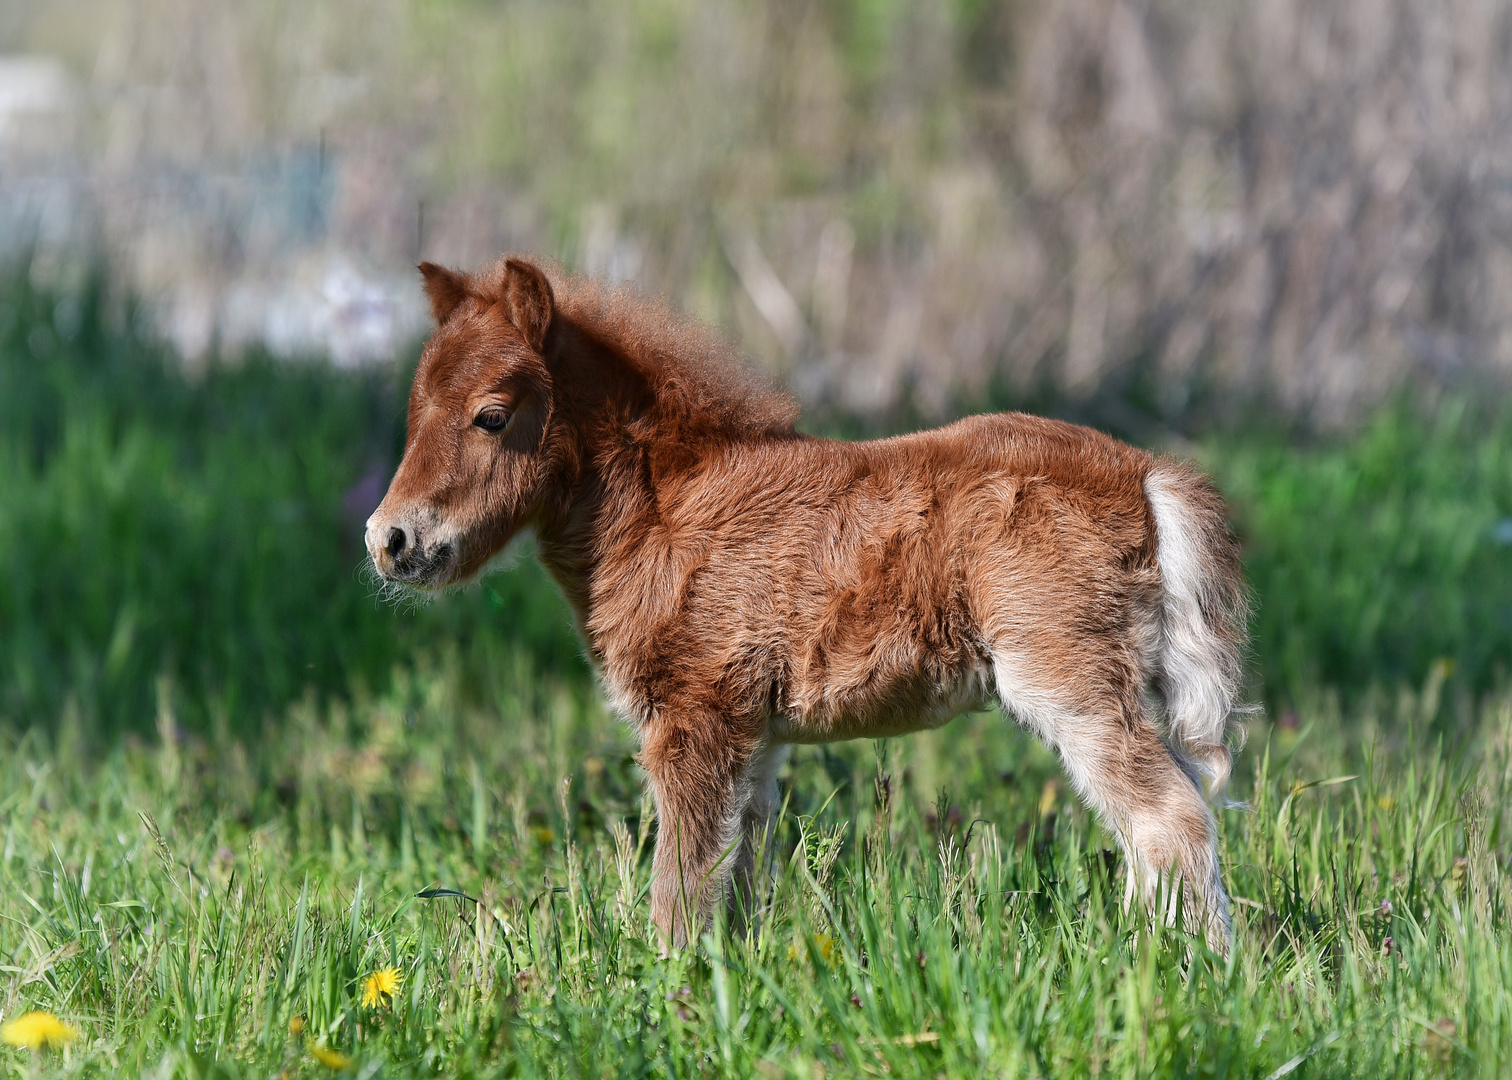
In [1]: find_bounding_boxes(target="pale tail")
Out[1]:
[1144,461,1251,795]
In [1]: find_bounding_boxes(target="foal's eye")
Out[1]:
[474,408,510,432]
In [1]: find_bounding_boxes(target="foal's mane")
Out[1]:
[475,259,800,443]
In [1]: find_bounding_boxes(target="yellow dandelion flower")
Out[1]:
[787,933,839,966]
[287,1015,305,1036]
[361,966,404,1009]
[1,1011,79,1050]
[1037,779,1059,818]
[308,1042,352,1070]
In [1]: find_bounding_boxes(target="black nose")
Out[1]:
[386,526,409,560]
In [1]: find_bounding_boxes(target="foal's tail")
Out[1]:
[1143,460,1252,796]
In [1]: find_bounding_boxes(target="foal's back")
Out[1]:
[642,411,1161,735]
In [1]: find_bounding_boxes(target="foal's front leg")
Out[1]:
[640,714,767,948]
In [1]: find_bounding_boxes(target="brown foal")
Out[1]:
[366,256,1250,953]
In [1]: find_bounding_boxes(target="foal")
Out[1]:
[366,256,1250,953]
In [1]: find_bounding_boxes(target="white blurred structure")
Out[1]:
[0,53,427,364]
[0,55,73,143]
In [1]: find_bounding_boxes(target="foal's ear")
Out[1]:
[419,262,469,325]
[502,257,554,352]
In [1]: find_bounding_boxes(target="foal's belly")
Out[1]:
[770,660,995,744]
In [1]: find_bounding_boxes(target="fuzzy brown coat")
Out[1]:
[366,256,1250,952]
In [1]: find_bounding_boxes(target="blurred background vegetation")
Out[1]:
[7,0,1512,416]
[1,0,1510,739]
[4,270,1509,740]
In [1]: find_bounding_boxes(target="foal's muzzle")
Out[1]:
[365,512,458,588]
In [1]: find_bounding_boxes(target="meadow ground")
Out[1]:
[2,662,1510,1078]
[4,282,1512,1076]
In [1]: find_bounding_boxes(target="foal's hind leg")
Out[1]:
[994,649,1232,953]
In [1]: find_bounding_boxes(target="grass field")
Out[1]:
[2,665,1510,1077]
[3,278,1512,1076]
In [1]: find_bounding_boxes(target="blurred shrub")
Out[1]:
[1213,400,1512,709]
[0,274,584,737]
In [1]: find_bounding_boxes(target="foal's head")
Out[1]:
[366,258,556,590]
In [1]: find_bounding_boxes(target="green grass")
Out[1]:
[1210,399,1512,708]
[2,660,1509,1077]
[0,277,583,737]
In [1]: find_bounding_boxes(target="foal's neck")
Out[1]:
[531,322,668,630]
[530,314,798,638]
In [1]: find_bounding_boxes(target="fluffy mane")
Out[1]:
[470,258,800,442]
